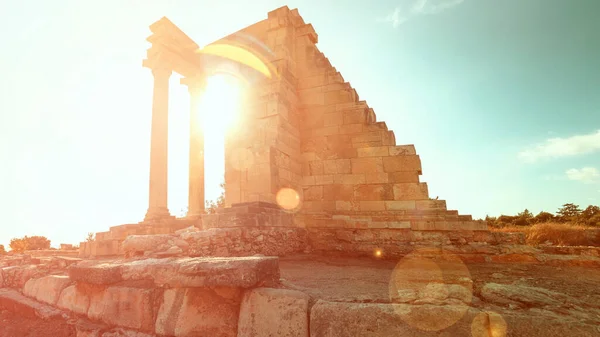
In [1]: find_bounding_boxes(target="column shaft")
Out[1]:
[186,79,205,218]
[145,66,172,221]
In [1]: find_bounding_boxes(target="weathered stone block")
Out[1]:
[314,174,335,185]
[356,146,389,157]
[238,288,309,337]
[385,200,416,210]
[333,174,366,184]
[88,286,155,332]
[388,221,411,229]
[359,201,386,211]
[365,172,389,184]
[56,284,92,316]
[354,184,394,201]
[415,200,447,210]
[69,262,123,285]
[382,155,421,173]
[393,183,428,200]
[388,171,419,183]
[155,287,241,337]
[303,185,323,201]
[351,157,384,173]
[389,145,416,156]
[23,275,71,305]
[323,112,343,126]
[323,184,354,201]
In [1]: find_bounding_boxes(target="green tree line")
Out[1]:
[481,203,600,227]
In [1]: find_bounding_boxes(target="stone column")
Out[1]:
[144,65,173,221]
[182,76,206,218]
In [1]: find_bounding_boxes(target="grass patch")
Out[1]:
[491,222,600,246]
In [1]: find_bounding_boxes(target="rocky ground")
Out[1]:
[1,251,600,336]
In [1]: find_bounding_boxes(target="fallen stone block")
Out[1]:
[56,283,95,316]
[23,275,72,305]
[0,288,66,320]
[238,288,310,337]
[155,287,241,337]
[120,256,280,288]
[122,234,175,255]
[1,265,45,289]
[69,261,123,285]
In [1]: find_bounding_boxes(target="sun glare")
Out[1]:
[200,74,241,131]
[198,74,242,203]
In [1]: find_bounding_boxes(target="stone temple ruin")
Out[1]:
[80,5,488,259]
[3,7,600,337]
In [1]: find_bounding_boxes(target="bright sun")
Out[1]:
[200,74,241,132]
[198,74,241,202]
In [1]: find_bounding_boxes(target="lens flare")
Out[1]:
[388,248,473,332]
[276,188,301,211]
[199,43,273,79]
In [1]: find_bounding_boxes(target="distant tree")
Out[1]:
[496,215,518,227]
[9,236,51,253]
[578,205,600,226]
[532,211,554,224]
[0,244,6,255]
[514,209,534,226]
[557,203,582,222]
[86,233,95,242]
[484,215,498,227]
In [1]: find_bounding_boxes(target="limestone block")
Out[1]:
[359,201,386,211]
[56,284,92,315]
[68,262,124,285]
[365,172,389,184]
[88,286,155,332]
[0,268,3,288]
[302,200,336,212]
[388,171,420,183]
[302,186,323,201]
[333,174,366,184]
[322,159,337,174]
[238,288,309,337]
[393,183,428,200]
[385,200,417,210]
[354,184,394,201]
[329,159,350,174]
[388,221,411,229]
[389,145,416,156]
[308,161,324,175]
[350,131,383,144]
[351,157,384,174]
[1,265,40,289]
[155,287,241,337]
[382,155,422,173]
[335,201,359,211]
[338,123,363,135]
[23,275,71,305]
[415,200,447,210]
[314,174,335,185]
[357,146,389,157]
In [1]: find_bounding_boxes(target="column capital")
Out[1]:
[142,58,172,79]
[181,75,206,94]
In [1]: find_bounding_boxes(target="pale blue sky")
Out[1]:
[1,0,599,248]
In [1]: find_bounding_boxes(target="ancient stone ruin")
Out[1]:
[80,5,487,260]
[2,6,599,337]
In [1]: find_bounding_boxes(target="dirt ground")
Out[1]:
[0,310,75,337]
[279,254,600,304]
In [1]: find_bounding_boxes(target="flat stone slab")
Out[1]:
[0,288,66,320]
[70,256,280,288]
[69,261,123,285]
